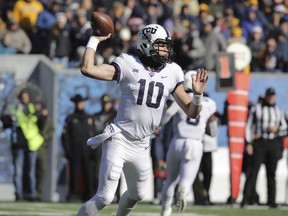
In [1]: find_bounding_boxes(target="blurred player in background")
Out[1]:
[160,71,218,216]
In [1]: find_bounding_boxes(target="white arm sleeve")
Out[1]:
[207,119,218,137]
[160,101,179,126]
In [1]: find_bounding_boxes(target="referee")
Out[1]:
[241,87,287,208]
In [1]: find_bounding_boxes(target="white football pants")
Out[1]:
[161,138,203,211]
[77,132,151,216]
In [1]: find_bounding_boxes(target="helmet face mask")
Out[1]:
[137,24,174,63]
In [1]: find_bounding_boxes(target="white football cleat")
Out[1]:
[176,187,187,213]
[160,207,172,216]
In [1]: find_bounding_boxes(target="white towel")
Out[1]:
[87,123,121,149]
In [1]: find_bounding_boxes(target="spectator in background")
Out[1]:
[48,12,72,68]
[208,0,225,18]
[200,17,227,71]
[0,17,6,37]
[112,27,132,56]
[78,0,93,19]
[178,4,199,30]
[227,26,246,45]
[122,0,138,24]
[213,12,227,35]
[172,0,199,17]
[259,37,284,72]
[0,0,18,23]
[93,0,114,14]
[278,16,288,41]
[173,23,205,71]
[196,3,212,30]
[0,32,17,54]
[110,2,126,39]
[247,25,266,72]
[271,4,287,30]
[246,0,272,32]
[64,5,77,29]
[222,7,240,40]
[12,0,44,53]
[231,0,246,21]
[61,94,96,202]
[274,30,288,72]
[241,87,287,208]
[34,101,54,201]
[35,0,62,55]
[6,17,32,54]
[145,2,161,25]
[240,7,264,41]
[70,9,92,67]
[12,0,43,31]
[1,88,44,201]
[157,0,174,29]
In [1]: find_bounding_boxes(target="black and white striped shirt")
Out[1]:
[246,103,287,143]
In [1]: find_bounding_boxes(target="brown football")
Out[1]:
[90,11,114,36]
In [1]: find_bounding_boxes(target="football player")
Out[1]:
[160,71,218,216]
[76,24,208,216]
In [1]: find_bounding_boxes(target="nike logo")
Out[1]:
[161,75,168,79]
[145,146,149,150]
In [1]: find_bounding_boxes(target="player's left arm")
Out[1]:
[173,68,208,119]
[206,114,218,137]
[160,101,179,126]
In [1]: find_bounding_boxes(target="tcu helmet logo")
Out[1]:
[141,26,158,40]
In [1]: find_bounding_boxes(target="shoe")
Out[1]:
[240,199,247,208]
[268,203,278,208]
[15,196,24,202]
[194,198,211,206]
[160,207,172,216]
[28,197,36,202]
[151,197,161,205]
[227,196,236,205]
[176,187,187,213]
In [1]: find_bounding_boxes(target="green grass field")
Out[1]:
[0,201,287,216]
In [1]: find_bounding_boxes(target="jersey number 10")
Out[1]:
[136,79,164,109]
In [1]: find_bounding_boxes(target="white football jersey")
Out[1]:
[163,93,216,140]
[112,53,184,140]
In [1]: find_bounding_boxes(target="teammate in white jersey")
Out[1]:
[76,24,208,216]
[160,71,218,216]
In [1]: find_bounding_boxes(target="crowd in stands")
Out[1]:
[0,0,287,72]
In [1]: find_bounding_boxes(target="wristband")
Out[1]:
[192,94,203,106]
[86,37,99,51]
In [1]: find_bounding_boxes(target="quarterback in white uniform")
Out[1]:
[76,24,208,216]
[160,71,218,216]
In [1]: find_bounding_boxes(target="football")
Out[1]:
[90,11,114,36]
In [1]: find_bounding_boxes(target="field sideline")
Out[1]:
[0,202,288,216]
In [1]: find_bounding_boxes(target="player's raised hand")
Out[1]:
[92,33,112,42]
[192,68,208,95]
